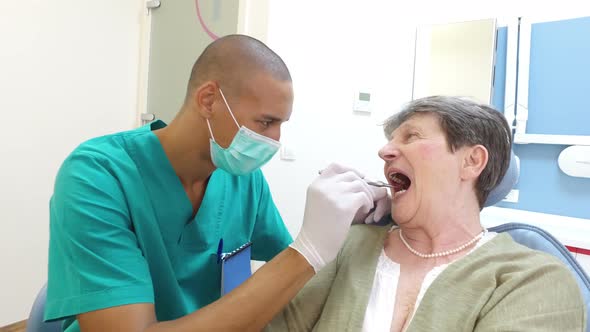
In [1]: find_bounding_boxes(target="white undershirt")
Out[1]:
[361,229,497,332]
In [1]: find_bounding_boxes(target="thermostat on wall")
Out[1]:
[353,90,372,113]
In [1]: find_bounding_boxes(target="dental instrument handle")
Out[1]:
[319,170,393,188]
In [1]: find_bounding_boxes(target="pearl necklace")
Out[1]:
[399,228,488,259]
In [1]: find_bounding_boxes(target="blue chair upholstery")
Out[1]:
[26,283,62,332]
[484,150,519,207]
[489,222,590,331]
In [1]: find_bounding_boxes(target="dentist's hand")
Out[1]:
[290,163,376,272]
[358,186,391,224]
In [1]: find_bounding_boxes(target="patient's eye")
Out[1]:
[405,131,420,141]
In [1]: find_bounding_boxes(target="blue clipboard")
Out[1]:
[220,242,253,296]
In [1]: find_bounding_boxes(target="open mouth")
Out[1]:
[389,172,412,196]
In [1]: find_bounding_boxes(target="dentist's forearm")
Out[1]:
[79,248,314,332]
[150,247,314,332]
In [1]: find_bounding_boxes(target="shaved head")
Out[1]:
[186,34,291,100]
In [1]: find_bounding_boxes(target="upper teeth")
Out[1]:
[390,174,405,184]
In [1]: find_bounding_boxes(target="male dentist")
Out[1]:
[45,34,389,332]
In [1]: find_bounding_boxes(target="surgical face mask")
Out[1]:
[206,88,281,176]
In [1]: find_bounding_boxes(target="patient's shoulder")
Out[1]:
[468,233,582,292]
[482,233,572,267]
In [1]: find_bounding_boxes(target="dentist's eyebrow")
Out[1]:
[260,114,286,122]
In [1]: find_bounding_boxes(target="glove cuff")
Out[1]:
[290,231,325,273]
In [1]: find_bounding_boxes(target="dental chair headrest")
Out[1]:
[484,150,520,207]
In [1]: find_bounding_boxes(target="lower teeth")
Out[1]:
[396,189,407,195]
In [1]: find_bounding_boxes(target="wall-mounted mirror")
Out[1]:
[413,18,497,103]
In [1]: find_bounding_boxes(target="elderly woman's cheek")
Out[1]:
[417,142,446,162]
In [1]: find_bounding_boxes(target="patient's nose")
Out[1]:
[379,142,399,162]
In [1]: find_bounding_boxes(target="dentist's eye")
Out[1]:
[259,120,272,128]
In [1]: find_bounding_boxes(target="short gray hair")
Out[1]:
[383,96,512,209]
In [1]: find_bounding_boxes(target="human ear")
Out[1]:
[461,145,488,180]
[193,81,218,119]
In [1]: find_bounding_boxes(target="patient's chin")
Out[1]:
[391,211,411,226]
[391,201,419,226]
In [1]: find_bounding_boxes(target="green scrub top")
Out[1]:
[45,121,293,331]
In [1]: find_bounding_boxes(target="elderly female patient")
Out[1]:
[266,96,586,331]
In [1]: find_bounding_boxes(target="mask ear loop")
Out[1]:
[205,88,240,142]
[218,88,241,129]
[206,119,216,141]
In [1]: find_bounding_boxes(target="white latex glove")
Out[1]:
[358,186,391,224]
[290,163,376,272]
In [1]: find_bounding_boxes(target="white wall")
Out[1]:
[0,0,143,325]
